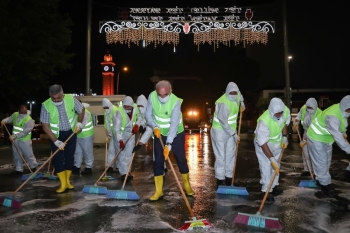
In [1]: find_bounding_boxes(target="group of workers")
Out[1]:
[2,81,350,201]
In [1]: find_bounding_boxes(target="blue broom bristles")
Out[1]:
[0,196,21,209]
[234,212,283,230]
[21,172,43,181]
[106,189,140,200]
[82,185,108,194]
[298,180,318,188]
[216,185,249,195]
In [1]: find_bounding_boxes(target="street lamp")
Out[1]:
[116,66,128,95]
[27,101,35,113]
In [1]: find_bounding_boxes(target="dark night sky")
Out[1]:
[28,0,349,116]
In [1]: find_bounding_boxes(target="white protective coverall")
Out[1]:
[114,96,139,176]
[210,82,245,180]
[307,95,350,186]
[254,98,290,192]
[3,112,38,172]
[74,103,94,169]
[103,98,118,167]
[294,98,319,172]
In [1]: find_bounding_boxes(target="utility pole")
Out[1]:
[282,0,291,110]
[85,0,92,95]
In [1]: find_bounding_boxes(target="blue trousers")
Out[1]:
[50,130,77,173]
[153,132,189,176]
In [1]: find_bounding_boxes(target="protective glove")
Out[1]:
[132,144,142,153]
[153,127,161,138]
[54,140,66,150]
[163,144,171,160]
[132,125,139,134]
[105,135,111,143]
[281,136,288,149]
[240,102,245,112]
[344,133,348,139]
[1,118,8,126]
[74,122,83,133]
[269,157,280,173]
[9,134,17,141]
[233,134,240,144]
[139,125,146,134]
[300,140,307,148]
[119,140,125,149]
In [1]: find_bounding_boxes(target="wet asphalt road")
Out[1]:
[0,132,350,233]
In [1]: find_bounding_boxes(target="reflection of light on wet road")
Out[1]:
[186,134,198,174]
[201,133,210,165]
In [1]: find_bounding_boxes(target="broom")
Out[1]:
[0,132,76,209]
[3,124,43,181]
[159,139,214,231]
[234,149,284,230]
[82,134,133,195]
[296,128,317,188]
[101,141,115,181]
[106,133,142,200]
[217,109,249,195]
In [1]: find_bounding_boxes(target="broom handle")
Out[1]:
[95,133,133,184]
[12,132,76,196]
[121,133,143,189]
[159,139,195,218]
[4,124,33,173]
[104,142,109,177]
[47,152,51,173]
[232,109,243,185]
[296,128,314,180]
[258,149,284,213]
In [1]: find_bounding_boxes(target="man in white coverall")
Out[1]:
[293,98,322,176]
[1,105,38,174]
[102,98,119,172]
[307,95,350,197]
[73,102,95,175]
[132,94,167,173]
[210,82,245,188]
[114,96,139,181]
[254,98,290,202]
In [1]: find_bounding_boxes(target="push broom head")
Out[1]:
[106,189,140,200]
[217,185,249,195]
[234,212,283,230]
[82,185,108,195]
[178,218,214,231]
[21,172,43,181]
[298,180,318,188]
[0,196,21,209]
[101,176,115,181]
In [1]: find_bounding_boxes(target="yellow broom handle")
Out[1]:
[159,139,195,218]
[12,132,76,196]
[231,109,243,185]
[95,133,133,184]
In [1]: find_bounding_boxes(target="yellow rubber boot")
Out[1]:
[65,170,74,190]
[56,171,67,193]
[149,175,164,201]
[181,173,195,196]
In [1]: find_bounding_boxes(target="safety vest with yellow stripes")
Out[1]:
[12,112,32,141]
[299,105,322,127]
[117,103,139,133]
[104,105,118,136]
[212,93,241,131]
[77,109,94,138]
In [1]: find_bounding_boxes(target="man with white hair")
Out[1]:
[145,80,194,201]
[40,84,85,193]
[73,101,95,175]
[293,98,322,176]
[307,95,350,197]
[211,82,245,188]
[113,96,139,181]
[102,98,118,172]
[254,97,290,202]
[1,105,38,174]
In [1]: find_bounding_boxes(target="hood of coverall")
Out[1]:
[305,98,318,114]
[136,94,147,114]
[225,82,240,102]
[340,95,350,118]
[268,98,285,121]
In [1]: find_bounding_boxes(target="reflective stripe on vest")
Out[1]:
[256,106,290,144]
[212,93,240,130]
[118,103,139,133]
[104,105,118,135]
[12,112,32,141]
[300,105,306,126]
[150,91,184,136]
[43,94,76,137]
[307,104,345,143]
[77,109,94,138]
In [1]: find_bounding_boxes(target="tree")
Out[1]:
[0,0,73,101]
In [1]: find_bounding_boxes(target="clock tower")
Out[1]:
[101,52,116,95]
